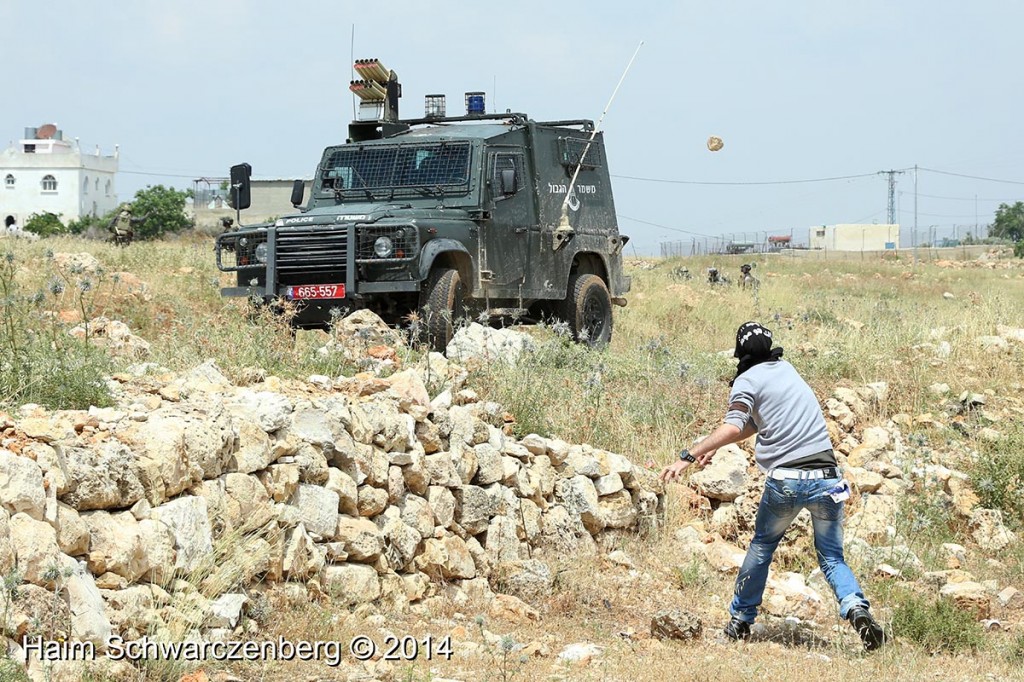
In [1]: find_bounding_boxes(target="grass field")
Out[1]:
[2,236,1023,681]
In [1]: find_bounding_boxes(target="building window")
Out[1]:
[83,177,90,195]
[105,180,111,197]
[4,174,13,189]
[95,178,99,192]
[41,175,58,192]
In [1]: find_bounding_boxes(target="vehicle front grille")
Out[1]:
[275,227,348,286]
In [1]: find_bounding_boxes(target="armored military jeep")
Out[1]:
[214,63,630,351]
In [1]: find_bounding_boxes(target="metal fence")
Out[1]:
[661,224,996,258]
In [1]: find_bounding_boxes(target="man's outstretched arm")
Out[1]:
[660,420,756,483]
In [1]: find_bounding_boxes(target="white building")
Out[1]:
[1,125,120,228]
[809,223,900,251]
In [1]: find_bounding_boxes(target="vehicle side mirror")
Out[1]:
[499,168,517,196]
[291,179,305,207]
[229,163,252,210]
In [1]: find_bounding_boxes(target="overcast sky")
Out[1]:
[4,0,1023,254]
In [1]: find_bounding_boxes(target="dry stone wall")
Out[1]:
[0,351,664,657]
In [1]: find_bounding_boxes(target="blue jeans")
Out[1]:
[729,476,869,623]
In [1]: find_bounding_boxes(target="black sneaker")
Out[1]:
[848,607,886,651]
[723,616,752,641]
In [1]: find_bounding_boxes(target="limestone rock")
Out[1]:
[940,581,991,619]
[335,516,384,562]
[9,513,63,586]
[555,475,603,534]
[325,468,359,516]
[427,486,456,529]
[650,609,702,641]
[763,572,825,621]
[969,509,1016,552]
[83,511,149,583]
[150,496,214,573]
[416,535,476,580]
[485,515,522,563]
[599,490,637,529]
[227,390,293,432]
[290,484,340,539]
[689,444,748,501]
[229,419,275,474]
[446,324,535,366]
[400,494,435,540]
[489,593,539,623]
[282,523,324,580]
[0,450,45,519]
[356,485,389,518]
[259,463,301,504]
[455,485,494,535]
[493,559,553,602]
[66,561,113,648]
[121,409,233,505]
[382,518,421,571]
[224,473,275,531]
[207,593,248,629]
[324,563,382,605]
[594,472,624,496]
[55,502,90,557]
[59,442,145,511]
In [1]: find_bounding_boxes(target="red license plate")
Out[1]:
[286,284,345,300]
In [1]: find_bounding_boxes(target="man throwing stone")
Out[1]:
[660,321,886,651]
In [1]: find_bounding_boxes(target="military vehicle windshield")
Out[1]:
[318,142,471,198]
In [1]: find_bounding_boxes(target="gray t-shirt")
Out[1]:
[723,359,833,471]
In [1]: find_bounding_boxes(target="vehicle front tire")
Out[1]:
[560,273,613,346]
[420,267,466,353]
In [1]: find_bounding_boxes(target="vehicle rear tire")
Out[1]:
[559,273,613,346]
[420,267,466,352]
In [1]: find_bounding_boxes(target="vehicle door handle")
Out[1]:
[514,228,527,234]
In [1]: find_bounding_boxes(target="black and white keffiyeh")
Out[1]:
[731,321,783,385]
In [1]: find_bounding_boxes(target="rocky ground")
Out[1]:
[0,312,664,682]
[1,249,1023,681]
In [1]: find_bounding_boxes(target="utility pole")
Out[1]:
[913,164,919,265]
[878,169,905,225]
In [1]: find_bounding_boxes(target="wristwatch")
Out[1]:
[679,449,696,463]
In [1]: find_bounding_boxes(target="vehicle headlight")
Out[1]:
[254,242,268,263]
[374,236,394,258]
[239,237,249,248]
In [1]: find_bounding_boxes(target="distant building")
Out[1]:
[809,223,899,251]
[0,125,120,227]
[193,177,313,228]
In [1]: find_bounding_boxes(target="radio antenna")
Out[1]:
[350,24,357,119]
[553,40,644,248]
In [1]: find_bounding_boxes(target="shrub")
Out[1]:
[891,591,984,653]
[23,211,66,237]
[0,252,112,410]
[1015,240,1024,259]
[972,427,1024,528]
[67,209,117,236]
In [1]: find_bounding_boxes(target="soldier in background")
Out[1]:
[108,204,145,245]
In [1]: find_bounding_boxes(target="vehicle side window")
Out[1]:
[491,153,524,196]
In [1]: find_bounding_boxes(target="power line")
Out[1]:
[918,167,1024,186]
[913,192,1005,202]
[618,212,716,238]
[610,171,880,186]
[119,169,212,179]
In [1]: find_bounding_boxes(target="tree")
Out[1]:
[130,185,194,239]
[23,212,66,237]
[990,201,1024,242]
